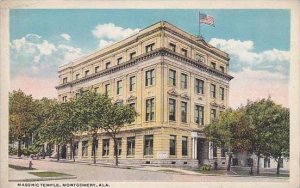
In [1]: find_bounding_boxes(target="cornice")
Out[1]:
[56,48,233,90]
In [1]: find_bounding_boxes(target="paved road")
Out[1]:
[8,158,288,182]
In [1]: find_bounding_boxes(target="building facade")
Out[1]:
[56,21,233,167]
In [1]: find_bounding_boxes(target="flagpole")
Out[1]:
[198,12,201,38]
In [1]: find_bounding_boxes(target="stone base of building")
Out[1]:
[76,158,199,168]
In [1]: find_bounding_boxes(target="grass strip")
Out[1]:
[29,171,72,177]
[9,164,36,170]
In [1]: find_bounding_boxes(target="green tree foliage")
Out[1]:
[266,107,289,174]
[76,91,112,164]
[244,98,285,174]
[38,100,80,161]
[101,103,137,166]
[9,90,37,157]
[204,108,253,171]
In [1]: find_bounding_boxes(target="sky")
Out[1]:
[9,9,290,108]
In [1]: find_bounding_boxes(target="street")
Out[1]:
[8,157,289,182]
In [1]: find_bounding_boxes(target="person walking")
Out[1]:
[29,154,33,169]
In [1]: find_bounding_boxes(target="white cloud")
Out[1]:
[92,23,140,49]
[209,38,290,74]
[60,33,71,41]
[229,68,288,108]
[10,34,83,78]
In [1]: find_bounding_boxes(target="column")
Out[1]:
[195,138,197,159]
[78,141,82,159]
[192,138,195,159]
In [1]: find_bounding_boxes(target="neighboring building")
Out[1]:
[55,21,233,167]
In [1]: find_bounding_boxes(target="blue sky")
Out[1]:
[9,9,290,108]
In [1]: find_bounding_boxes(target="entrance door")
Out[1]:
[61,145,67,159]
[197,138,207,164]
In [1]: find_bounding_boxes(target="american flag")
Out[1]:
[199,13,215,26]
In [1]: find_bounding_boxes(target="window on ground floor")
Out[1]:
[170,135,176,156]
[82,141,88,157]
[127,137,135,156]
[182,136,188,156]
[144,135,153,155]
[114,138,122,156]
[102,139,109,156]
[91,139,98,156]
[73,142,79,156]
[213,143,217,158]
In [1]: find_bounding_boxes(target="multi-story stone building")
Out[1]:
[55,21,233,167]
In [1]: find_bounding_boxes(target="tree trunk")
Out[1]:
[57,144,60,161]
[227,153,232,171]
[70,138,73,161]
[17,140,22,157]
[256,154,260,174]
[114,139,118,166]
[276,157,281,175]
[93,142,96,164]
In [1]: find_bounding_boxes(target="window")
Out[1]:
[144,135,153,155]
[169,98,176,121]
[146,98,155,121]
[73,142,79,156]
[129,103,135,110]
[116,80,123,95]
[115,100,123,106]
[210,109,216,123]
[169,69,176,86]
[145,69,155,86]
[221,144,225,158]
[182,136,188,156]
[145,43,155,53]
[169,135,176,156]
[127,137,135,156]
[195,78,204,94]
[181,101,187,123]
[102,139,109,156]
[129,76,136,91]
[117,57,122,65]
[211,62,216,69]
[105,62,111,69]
[279,158,283,168]
[264,157,271,168]
[196,54,205,63]
[213,143,217,158]
[62,96,67,102]
[169,43,176,52]
[114,138,122,156]
[75,74,80,80]
[75,93,80,99]
[220,87,225,100]
[182,48,188,57]
[210,84,216,98]
[180,73,188,89]
[85,70,89,77]
[105,84,110,96]
[82,141,88,157]
[91,139,98,156]
[195,105,204,125]
[95,66,99,73]
[220,66,225,73]
[63,77,67,84]
[130,52,136,60]
[94,87,99,93]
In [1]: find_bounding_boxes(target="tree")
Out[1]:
[76,91,112,164]
[204,108,253,171]
[9,90,37,157]
[101,103,137,166]
[267,107,289,174]
[245,98,282,174]
[38,100,80,161]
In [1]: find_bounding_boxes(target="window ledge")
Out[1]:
[143,155,153,158]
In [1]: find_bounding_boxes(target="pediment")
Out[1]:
[167,89,179,97]
[180,93,190,100]
[219,104,226,109]
[127,95,137,103]
[210,101,218,107]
